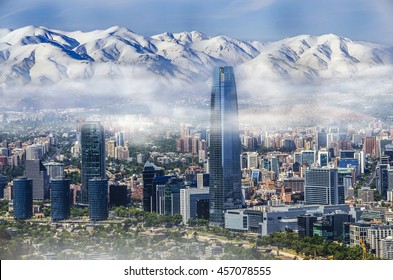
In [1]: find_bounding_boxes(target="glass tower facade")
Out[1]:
[209,66,242,226]
[50,179,70,221]
[0,174,6,199]
[81,122,105,204]
[305,168,339,205]
[13,177,33,219]
[88,178,108,221]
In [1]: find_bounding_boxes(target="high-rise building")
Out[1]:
[88,178,108,221]
[247,152,258,169]
[109,185,129,207]
[13,177,33,219]
[197,173,209,189]
[378,139,392,158]
[0,174,6,199]
[106,140,116,158]
[364,136,377,157]
[209,66,242,226]
[376,163,389,200]
[115,131,125,147]
[25,160,49,200]
[44,162,64,180]
[318,150,329,167]
[50,179,70,221]
[180,187,210,224]
[26,144,43,160]
[301,150,316,166]
[317,132,327,149]
[142,161,164,212]
[81,121,105,204]
[305,167,339,205]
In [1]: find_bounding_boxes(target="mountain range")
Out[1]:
[1,25,393,86]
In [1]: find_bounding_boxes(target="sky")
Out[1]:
[1,0,393,44]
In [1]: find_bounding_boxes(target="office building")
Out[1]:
[106,140,116,158]
[81,121,105,204]
[298,214,318,238]
[317,131,327,149]
[313,212,352,241]
[13,177,33,219]
[26,144,43,160]
[376,163,389,200]
[109,185,129,207]
[0,174,6,199]
[143,162,165,212]
[305,167,339,205]
[197,173,209,188]
[25,160,49,200]
[164,178,185,216]
[378,139,392,158]
[50,179,70,221]
[44,162,64,179]
[180,187,210,224]
[209,66,242,226]
[301,150,316,166]
[364,136,377,157]
[318,150,329,167]
[247,152,258,169]
[154,175,176,215]
[88,178,108,221]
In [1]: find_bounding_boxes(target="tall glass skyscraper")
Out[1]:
[13,177,33,219]
[209,66,242,226]
[50,179,70,221]
[88,178,108,221]
[81,121,105,204]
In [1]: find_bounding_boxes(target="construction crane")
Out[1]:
[359,236,367,260]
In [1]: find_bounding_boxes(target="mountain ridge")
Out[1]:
[1,26,393,86]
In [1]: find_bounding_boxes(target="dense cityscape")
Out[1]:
[0,67,392,261]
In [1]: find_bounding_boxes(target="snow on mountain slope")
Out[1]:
[239,34,393,82]
[1,26,393,88]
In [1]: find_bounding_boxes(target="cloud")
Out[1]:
[0,6,32,21]
[216,0,275,18]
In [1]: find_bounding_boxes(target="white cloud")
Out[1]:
[217,0,275,18]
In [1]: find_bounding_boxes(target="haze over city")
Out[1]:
[1,0,393,264]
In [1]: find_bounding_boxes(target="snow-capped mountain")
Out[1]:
[1,26,393,87]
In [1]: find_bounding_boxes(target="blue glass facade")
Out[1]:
[88,178,108,221]
[339,158,359,175]
[0,174,6,199]
[209,66,242,226]
[13,177,33,219]
[50,179,70,221]
[81,122,105,204]
[142,162,165,212]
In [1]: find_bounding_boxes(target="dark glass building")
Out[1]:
[13,177,33,219]
[25,159,49,200]
[317,132,327,149]
[88,178,108,221]
[142,161,164,212]
[50,179,70,221]
[109,185,129,207]
[0,174,7,199]
[81,121,105,204]
[298,214,318,238]
[209,66,242,226]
